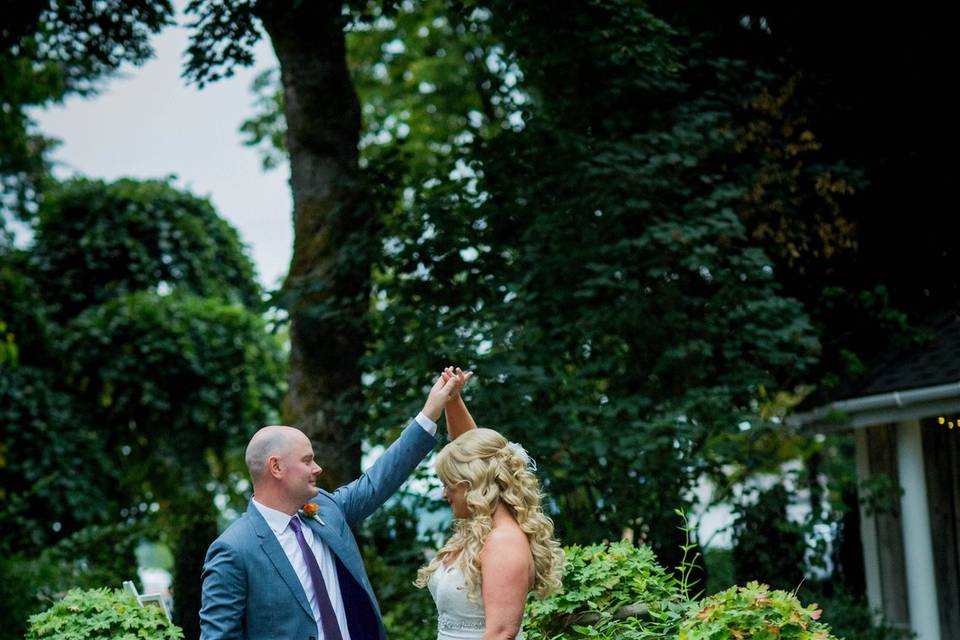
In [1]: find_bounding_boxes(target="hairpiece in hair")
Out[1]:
[506,441,537,471]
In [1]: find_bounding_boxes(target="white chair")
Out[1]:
[122,580,172,621]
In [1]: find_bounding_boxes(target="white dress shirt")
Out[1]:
[251,413,436,639]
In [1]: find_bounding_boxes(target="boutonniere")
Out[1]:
[299,502,326,526]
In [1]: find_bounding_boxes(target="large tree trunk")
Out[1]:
[256,1,368,488]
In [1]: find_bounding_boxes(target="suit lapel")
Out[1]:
[302,509,339,552]
[303,512,365,590]
[246,502,314,620]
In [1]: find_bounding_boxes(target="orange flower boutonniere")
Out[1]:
[298,502,325,526]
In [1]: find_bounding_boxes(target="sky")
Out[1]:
[31,8,293,289]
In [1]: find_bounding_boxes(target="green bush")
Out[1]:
[524,541,690,639]
[26,588,182,640]
[680,582,837,640]
[522,542,848,640]
[0,523,144,640]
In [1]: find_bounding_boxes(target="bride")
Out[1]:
[416,369,564,639]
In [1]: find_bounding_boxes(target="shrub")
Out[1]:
[26,588,182,640]
[524,541,690,639]
[679,581,837,640]
[523,541,849,640]
[0,523,144,640]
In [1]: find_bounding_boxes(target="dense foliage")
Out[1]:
[26,588,183,640]
[521,541,842,640]
[3,1,952,638]
[0,178,283,639]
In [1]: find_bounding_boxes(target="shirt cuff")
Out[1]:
[414,412,437,436]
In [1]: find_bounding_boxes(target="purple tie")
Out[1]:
[288,516,344,640]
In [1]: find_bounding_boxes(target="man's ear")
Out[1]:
[267,454,283,478]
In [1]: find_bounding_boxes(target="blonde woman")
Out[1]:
[416,369,564,640]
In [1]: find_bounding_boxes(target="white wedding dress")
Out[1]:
[427,562,525,639]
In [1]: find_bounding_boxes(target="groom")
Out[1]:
[200,371,463,640]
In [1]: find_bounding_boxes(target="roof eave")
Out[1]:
[787,380,960,433]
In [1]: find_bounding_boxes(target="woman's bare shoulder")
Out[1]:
[483,523,529,556]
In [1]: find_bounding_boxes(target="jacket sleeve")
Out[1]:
[200,538,247,640]
[333,418,436,526]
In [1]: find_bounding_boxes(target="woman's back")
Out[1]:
[429,560,529,640]
[428,562,489,640]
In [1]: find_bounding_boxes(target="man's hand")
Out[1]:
[422,367,469,422]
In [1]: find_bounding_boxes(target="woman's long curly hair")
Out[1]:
[415,428,564,601]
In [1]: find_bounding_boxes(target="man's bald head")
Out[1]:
[245,425,309,483]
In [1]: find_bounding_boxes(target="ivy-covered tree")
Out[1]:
[30,178,262,319]
[183,0,392,487]
[0,178,283,639]
[60,290,284,638]
[184,0,516,488]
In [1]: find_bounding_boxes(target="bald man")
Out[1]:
[200,372,464,640]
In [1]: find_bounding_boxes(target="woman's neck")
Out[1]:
[491,502,518,528]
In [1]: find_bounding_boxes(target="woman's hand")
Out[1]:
[443,367,477,439]
[442,366,474,397]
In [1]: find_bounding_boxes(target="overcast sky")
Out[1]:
[32,7,292,289]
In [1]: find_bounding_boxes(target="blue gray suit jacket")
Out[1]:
[199,419,436,640]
